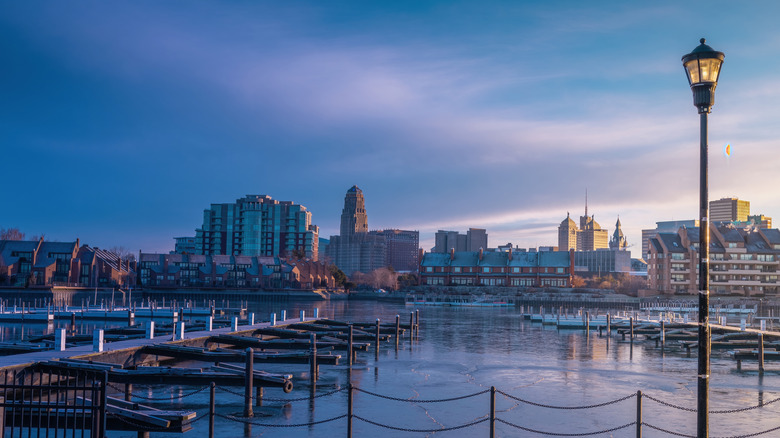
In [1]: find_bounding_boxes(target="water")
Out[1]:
[5,299,780,437]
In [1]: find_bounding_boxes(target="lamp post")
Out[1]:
[682,38,724,438]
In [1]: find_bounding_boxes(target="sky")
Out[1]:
[3,1,780,258]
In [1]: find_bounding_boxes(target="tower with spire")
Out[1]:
[610,217,628,250]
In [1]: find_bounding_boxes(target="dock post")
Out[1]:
[248,313,255,325]
[607,313,611,334]
[244,348,254,418]
[661,320,665,345]
[310,333,318,383]
[124,384,133,402]
[209,382,215,438]
[71,312,77,333]
[741,319,746,331]
[585,312,590,336]
[489,386,496,438]
[178,322,185,340]
[636,390,642,438]
[281,310,287,321]
[313,308,319,319]
[128,310,134,326]
[395,315,400,350]
[207,316,213,332]
[375,318,381,351]
[761,319,767,331]
[270,313,276,327]
[232,317,239,332]
[93,329,104,352]
[256,386,263,407]
[759,333,765,374]
[54,328,66,351]
[415,310,420,334]
[630,317,634,342]
[145,321,155,339]
[409,312,414,338]
[348,324,354,367]
[300,310,306,322]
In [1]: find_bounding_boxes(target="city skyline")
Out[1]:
[3,2,780,256]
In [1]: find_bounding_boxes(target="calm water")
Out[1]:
[5,299,780,437]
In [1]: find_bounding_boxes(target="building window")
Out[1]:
[483,267,490,273]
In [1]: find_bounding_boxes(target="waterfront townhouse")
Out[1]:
[419,249,574,287]
[137,253,334,290]
[647,225,780,296]
[0,239,135,288]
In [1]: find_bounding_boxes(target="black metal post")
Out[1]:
[697,110,710,438]
[636,390,642,438]
[347,382,353,438]
[209,382,215,438]
[348,324,354,367]
[489,386,496,438]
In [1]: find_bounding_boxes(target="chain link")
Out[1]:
[108,383,210,401]
[215,385,343,402]
[714,423,780,438]
[496,418,635,436]
[215,412,347,427]
[496,389,636,410]
[354,387,489,403]
[642,394,697,412]
[710,396,780,414]
[353,414,488,432]
[642,422,697,438]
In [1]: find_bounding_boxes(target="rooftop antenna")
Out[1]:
[585,188,588,218]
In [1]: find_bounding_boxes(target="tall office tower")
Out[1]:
[340,186,368,243]
[710,197,750,222]
[194,195,319,260]
[558,213,578,251]
[466,228,488,251]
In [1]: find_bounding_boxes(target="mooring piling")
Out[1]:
[244,348,254,418]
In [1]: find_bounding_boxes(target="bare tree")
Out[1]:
[108,246,136,262]
[0,228,25,240]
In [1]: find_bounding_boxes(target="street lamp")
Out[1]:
[682,38,724,438]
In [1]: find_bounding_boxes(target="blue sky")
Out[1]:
[3,1,780,257]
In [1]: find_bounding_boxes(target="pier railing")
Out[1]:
[103,380,780,438]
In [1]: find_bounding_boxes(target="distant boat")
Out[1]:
[406,295,513,307]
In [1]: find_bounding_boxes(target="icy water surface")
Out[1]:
[8,299,780,437]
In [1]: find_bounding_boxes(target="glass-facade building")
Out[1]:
[195,195,319,259]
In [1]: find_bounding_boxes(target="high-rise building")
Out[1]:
[710,197,750,222]
[194,195,319,260]
[557,204,609,252]
[326,186,419,275]
[433,228,488,253]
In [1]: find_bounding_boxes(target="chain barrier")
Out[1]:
[496,418,636,436]
[496,389,636,410]
[215,412,347,427]
[216,385,344,402]
[353,414,488,432]
[710,395,780,414]
[714,424,780,438]
[642,422,697,438]
[354,387,490,403]
[107,383,210,401]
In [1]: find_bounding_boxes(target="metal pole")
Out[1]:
[209,382,215,438]
[636,390,642,438]
[348,324,354,367]
[697,110,710,438]
[347,382,353,438]
[489,386,496,438]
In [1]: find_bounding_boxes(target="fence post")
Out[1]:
[209,382,215,438]
[375,318,381,355]
[636,390,642,438]
[310,333,318,383]
[347,382,353,438]
[630,317,634,342]
[395,315,400,350]
[489,386,496,438]
[758,333,765,374]
[607,313,611,334]
[100,371,108,438]
[244,348,254,418]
